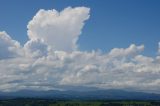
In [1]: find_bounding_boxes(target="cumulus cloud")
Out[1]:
[0,7,160,93]
[27,7,90,52]
[158,42,160,54]
[109,44,144,57]
[24,39,50,58]
[1,45,160,93]
[0,31,22,59]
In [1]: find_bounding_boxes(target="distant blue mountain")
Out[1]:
[0,89,160,100]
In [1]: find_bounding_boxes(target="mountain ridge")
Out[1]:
[0,89,160,100]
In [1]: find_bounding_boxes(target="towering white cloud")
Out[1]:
[27,7,90,52]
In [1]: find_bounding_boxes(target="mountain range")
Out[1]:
[0,89,160,100]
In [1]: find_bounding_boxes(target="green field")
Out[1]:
[0,99,160,106]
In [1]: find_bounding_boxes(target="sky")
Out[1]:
[0,0,160,55]
[0,0,160,93]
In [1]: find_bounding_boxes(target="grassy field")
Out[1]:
[0,99,160,106]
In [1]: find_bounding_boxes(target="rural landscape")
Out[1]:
[0,99,160,106]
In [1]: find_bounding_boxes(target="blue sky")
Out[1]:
[0,0,160,56]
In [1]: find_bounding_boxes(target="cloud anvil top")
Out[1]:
[0,6,160,93]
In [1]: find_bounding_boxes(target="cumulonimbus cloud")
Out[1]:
[27,7,90,52]
[0,7,160,93]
